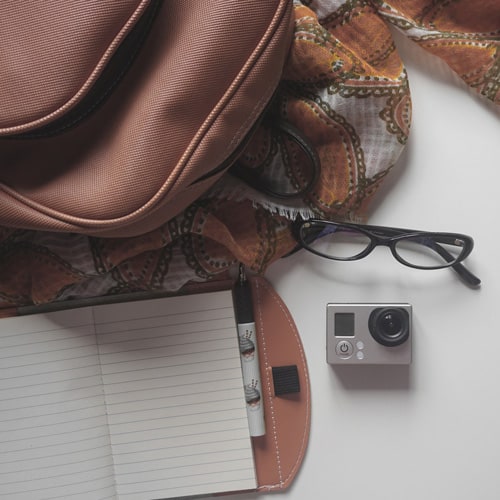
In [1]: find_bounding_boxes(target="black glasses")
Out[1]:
[292,219,481,287]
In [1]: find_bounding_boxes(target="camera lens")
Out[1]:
[378,311,403,337]
[368,308,410,347]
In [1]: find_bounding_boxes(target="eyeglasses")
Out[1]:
[292,219,481,287]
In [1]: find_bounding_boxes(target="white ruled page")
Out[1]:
[0,308,116,500]
[93,290,257,500]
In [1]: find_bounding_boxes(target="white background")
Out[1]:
[225,30,500,500]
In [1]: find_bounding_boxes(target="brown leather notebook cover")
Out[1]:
[248,275,310,492]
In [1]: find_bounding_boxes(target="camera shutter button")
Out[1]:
[336,340,353,358]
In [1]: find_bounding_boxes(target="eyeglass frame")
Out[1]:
[291,219,481,287]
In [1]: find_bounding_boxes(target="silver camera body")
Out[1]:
[327,303,412,365]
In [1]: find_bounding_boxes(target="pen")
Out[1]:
[233,264,266,437]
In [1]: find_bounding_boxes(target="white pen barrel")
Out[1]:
[237,321,266,437]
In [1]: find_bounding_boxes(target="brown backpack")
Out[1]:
[0,0,293,236]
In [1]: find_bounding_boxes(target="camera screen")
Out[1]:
[335,313,355,337]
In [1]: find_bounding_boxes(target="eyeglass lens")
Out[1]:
[394,236,466,268]
[301,225,371,259]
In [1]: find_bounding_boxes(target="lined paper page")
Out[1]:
[0,308,116,500]
[93,290,257,500]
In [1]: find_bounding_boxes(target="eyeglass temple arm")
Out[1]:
[429,241,481,287]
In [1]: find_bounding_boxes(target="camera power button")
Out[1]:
[336,340,353,358]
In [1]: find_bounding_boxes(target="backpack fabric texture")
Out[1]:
[0,0,499,315]
[0,0,293,236]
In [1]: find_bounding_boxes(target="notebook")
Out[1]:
[0,290,257,500]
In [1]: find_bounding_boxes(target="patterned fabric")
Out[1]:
[0,0,498,316]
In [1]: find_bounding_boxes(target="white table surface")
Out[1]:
[224,30,500,500]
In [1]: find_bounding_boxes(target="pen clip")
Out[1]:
[238,263,247,286]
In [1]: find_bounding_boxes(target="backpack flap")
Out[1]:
[0,0,294,236]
